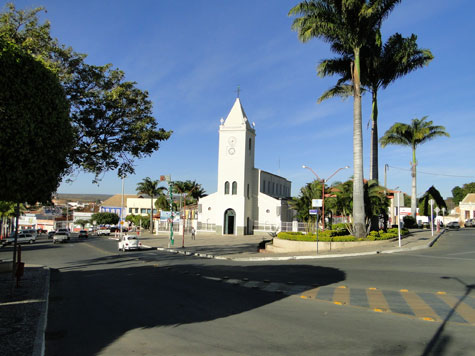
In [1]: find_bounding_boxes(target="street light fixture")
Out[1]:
[302,165,350,230]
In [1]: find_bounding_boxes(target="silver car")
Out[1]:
[465,219,475,227]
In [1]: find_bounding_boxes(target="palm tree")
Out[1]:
[380,116,449,218]
[136,177,166,233]
[289,0,401,237]
[318,33,434,182]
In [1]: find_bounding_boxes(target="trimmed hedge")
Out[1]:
[277,228,409,242]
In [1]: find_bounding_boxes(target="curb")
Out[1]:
[152,230,446,262]
[32,266,50,356]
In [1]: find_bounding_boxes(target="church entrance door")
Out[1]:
[224,209,235,235]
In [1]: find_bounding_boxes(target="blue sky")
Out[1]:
[10,0,475,199]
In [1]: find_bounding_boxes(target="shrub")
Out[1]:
[403,216,417,228]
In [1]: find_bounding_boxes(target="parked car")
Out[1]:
[97,228,110,236]
[48,231,56,239]
[78,230,88,239]
[118,234,142,251]
[53,232,69,243]
[465,219,475,227]
[21,229,38,239]
[446,221,460,230]
[57,229,70,239]
[3,233,36,245]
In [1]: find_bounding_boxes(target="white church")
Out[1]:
[197,97,295,235]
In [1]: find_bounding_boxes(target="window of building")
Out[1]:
[225,181,230,194]
[247,184,250,198]
[262,180,266,192]
[249,138,251,151]
[232,181,237,195]
[135,208,139,214]
[140,208,146,214]
[129,208,133,213]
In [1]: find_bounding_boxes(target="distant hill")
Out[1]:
[56,193,113,202]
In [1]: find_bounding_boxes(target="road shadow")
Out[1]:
[45,261,345,356]
[421,276,475,356]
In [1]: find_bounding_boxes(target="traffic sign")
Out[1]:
[309,209,319,215]
[312,199,323,208]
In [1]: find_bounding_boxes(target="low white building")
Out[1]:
[460,193,475,224]
[198,98,294,235]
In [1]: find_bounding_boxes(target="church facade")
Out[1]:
[197,98,294,235]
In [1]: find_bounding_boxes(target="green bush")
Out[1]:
[276,227,409,242]
[403,216,417,228]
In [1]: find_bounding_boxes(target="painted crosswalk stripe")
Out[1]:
[401,291,440,321]
[333,286,350,305]
[436,294,475,324]
[350,288,370,308]
[382,290,414,316]
[367,288,390,312]
[316,286,336,302]
[417,293,466,324]
[300,287,320,299]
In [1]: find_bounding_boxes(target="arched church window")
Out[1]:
[225,181,230,194]
[232,181,237,195]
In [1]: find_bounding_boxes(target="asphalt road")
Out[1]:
[1,230,474,355]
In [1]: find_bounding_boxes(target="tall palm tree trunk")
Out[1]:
[370,91,379,182]
[150,197,154,234]
[352,50,366,238]
[411,147,417,219]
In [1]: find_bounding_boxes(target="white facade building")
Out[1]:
[198,98,294,235]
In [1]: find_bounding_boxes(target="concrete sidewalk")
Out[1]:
[137,228,445,261]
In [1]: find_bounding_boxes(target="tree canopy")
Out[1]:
[91,212,119,225]
[0,38,73,204]
[451,182,475,205]
[0,3,172,181]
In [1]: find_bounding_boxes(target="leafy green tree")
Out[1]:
[380,116,449,218]
[317,33,433,182]
[289,0,401,237]
[451,182,475,205]
[0,38,73,204]
[173,180,206,207]
[91,212,119,225]
[125,214,150,229]
[75,219,90,229]
[289,180,324,221]
[0,3,172,180]
[136,177,166,233]
[418,186,447,217]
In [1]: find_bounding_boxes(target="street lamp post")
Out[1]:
[302,165,350,230]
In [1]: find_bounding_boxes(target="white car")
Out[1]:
[53,232,69,243]
[118,235,142,251]
[3,233,36,245]
[57,229,70,238]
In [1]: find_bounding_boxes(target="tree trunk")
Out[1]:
[411,147,417,220]
[150,197,154,234]
[370,91,379,183]
[352,49,366,238]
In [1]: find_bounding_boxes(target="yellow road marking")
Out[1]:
[367,288,390,312]
[300,287,320,300]
[401,291,441,322]
[300,295,308,299]
[334,301,343,305]
[437,291,446,295]
[337,285,347,289]
[373,308,383,313]
[437,294,475,324]
[400,289,409,292]
[333,285,350,305]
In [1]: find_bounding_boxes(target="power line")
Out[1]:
[387,165,475,179]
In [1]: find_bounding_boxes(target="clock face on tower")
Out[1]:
[228,136,236,146]
[228,147,236,155]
